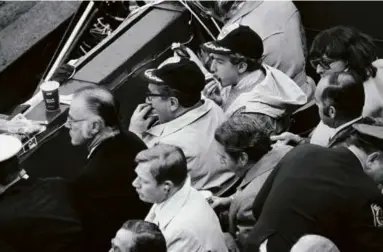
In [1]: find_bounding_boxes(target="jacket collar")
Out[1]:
[145,99,212,138]
[152,176,192,230]
[238,145,292,189]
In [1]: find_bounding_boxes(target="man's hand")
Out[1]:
[129,104,157,136]
[202,79,223,106]
[208,196,232,209]
[270,132,303,146]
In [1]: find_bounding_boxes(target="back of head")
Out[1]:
[291,235,340,252]
[135,144,187,186]
[121,220,166,252]
[73,86,120,128]
[310,25,377,81]
[214,114,272,163]
[321,71,365,120]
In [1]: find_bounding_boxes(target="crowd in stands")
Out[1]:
[1,1,383,251]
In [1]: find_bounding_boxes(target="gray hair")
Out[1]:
[74,85,120,127]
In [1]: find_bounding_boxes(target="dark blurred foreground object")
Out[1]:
[0,135,83,252]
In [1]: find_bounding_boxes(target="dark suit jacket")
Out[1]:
[72,132,149,252]
[245,144,383,252]
[0,177,82,252]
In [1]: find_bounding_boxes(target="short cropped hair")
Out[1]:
[121,220,166,252]
[135,144,187,186]
[310,25,377,81]
[214,114,272,163]
[228,53,262,72]
[321,71,365,120]
[291,235,340,252]
[74,86,120,127]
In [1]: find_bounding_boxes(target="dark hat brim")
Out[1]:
[201,41,233,55]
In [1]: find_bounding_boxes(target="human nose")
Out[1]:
[132,177,139,188]
[316,64,325,75]
[210,59,217,73]
[64,119,71,129]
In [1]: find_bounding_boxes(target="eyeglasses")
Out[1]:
[65,115,89,126]
[145,92,168,102]
[310,58,339,70]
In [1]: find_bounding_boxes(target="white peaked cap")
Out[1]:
[0,134,22,162]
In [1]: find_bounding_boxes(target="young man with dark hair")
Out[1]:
[132,144,227,252]
[65,86,149,252]
[129,57,235,193]
[244,120,383,252]
[309,25,383,118]
[209,114,292,250]
[201,25,307,135]
[110,220,166,252]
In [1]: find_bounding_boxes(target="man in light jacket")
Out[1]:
[133,144,228,252]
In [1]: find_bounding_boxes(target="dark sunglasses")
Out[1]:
[310,58,338,70]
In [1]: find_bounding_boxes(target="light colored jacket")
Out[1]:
[142,99,235,191]
[363,59,383,118]
[222,64,307,118]
[220,0,307,88]
[145,177,228,252]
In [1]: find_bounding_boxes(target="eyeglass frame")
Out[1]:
[65,115,89,127]
[309,57,340,70]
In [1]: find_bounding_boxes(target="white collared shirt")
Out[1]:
[145,177,228,252]
[310,117,363,146]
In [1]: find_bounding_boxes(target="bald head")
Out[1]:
[291,235,340,252]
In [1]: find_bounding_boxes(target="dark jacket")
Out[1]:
[72,131,149,252]
[245,144,383,252]
[0,177,82,252]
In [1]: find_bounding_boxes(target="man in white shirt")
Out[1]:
[129,57,234,193]
[132,144,228,252]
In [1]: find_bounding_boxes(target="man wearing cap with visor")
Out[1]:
[129,57,235,194]
[201,25,307,135]
[0,134,83,251]
[243,119,383,252]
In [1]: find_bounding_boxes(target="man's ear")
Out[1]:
[238,152,249,167]
[168,97,180,112]
[85,117,103,138]
[162,180,174,193]
[367,152,380,166]
[237,61,248,74]
[328,105,336,119]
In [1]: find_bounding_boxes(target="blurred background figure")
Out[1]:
[109,220,167,252]
[290,235,340,252]
[0,134,82,252]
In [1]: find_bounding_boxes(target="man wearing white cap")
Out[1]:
[0,134,83,252]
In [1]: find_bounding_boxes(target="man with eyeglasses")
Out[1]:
[272,26,383,147]
[65,86,149,252]
[129,57,235,194]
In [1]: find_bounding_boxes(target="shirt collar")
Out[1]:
[152,176,192,229]
[145,99,212,138]
[87,130,119,159]
[335,116,363,133]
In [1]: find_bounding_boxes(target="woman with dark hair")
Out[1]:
[209,114,292,251]
[309,25,383,118]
